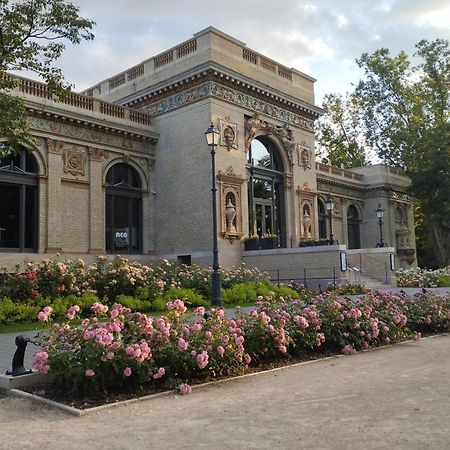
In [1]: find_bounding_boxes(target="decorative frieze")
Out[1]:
[145,81,314,132]
[30,117,149,152]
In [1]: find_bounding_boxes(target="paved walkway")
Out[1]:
[1,332,450,449]
[1,287,449,374]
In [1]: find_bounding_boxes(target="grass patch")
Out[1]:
[0,321,48,335]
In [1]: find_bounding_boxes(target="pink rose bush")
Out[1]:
[32,289,450,397]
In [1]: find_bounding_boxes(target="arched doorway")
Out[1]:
[247,136,285,246]
[105,163,143,254]
[0,147,38,252]
[347,204,361,249]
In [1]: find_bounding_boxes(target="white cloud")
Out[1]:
[22,0,448,102]
[337,15,349,28]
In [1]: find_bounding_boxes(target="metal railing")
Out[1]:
[264,267,337,291]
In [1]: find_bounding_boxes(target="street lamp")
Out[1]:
[375,203,388,247]
[325,193,335,245]
[205,123,222,307]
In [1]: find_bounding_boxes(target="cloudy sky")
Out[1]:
[52,0,449,106]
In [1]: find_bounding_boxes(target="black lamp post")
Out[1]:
[205,123,222,307]
[325,193,335,245]
[375,203,388,247]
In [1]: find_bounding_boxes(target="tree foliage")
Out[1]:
[0,0,95,152]
[355,39,450,267]
[318,39,450,266]
[315,93,368,168]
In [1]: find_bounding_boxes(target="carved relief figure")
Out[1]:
[298,143,312,169]
[245,113,265,149]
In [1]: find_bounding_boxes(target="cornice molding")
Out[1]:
[25,101,159,144]
[121,64,323,119]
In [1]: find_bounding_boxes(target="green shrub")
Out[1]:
[222,283,258,305]
[437,275,450,287]
[272,285,300,299]
[116,295,150,312]
[49,297,70,318]
[0,298,39,324]
[150,298,167,311]
[62,293,100,316]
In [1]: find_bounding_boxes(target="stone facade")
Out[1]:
[0,27,416,276]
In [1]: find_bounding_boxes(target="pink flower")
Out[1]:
[85,369,95,377]
[178,338,188,352]
[179,383,192,395]
[91,302,108,314]
[67,305,80,320]
[342,345,356,355]
[153,367,165,379]
[106,351,114,360]
[38,306,53,322]
[32,351,49,373]
[195,306,205,315]
[111,341,121,350]
[294,315,309,328]
[196,350,209,369]
[123,367,132,377]
[217,345,225,356]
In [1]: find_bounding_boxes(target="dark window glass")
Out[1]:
[25,186,36,248]
[318,200,327,239]
[347,205,361,249]
[0,149,38,251]
[0,184,20,248]
[105,164,142,254]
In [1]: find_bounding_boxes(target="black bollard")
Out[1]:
[6,335,33,376]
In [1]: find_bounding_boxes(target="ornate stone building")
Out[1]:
[0,28,416,285]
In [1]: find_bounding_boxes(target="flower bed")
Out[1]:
[29,289,450,406]
[1,257,297,324]
[396,266,450,288]
[0,256,267,303]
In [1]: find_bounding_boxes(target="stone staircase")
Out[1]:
[347,269,395,290]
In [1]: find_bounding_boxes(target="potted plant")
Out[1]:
[242,235,260,251]
[260,233,278,250]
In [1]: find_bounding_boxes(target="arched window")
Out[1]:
[105,163,142,254]
[0,147,38,252]
[247,136,285,245]
[347,205,361,249]
[317,199,327,239]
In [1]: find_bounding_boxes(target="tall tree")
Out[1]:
[0,0,95,153]
[355,39,450,267]
[318,39,450,266]
[316,93,368,168]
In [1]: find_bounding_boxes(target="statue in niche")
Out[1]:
[225,198,237,232]
[302,208,312,239]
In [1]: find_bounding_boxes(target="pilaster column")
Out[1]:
[46,139,63,252]
[88,147,108,253]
